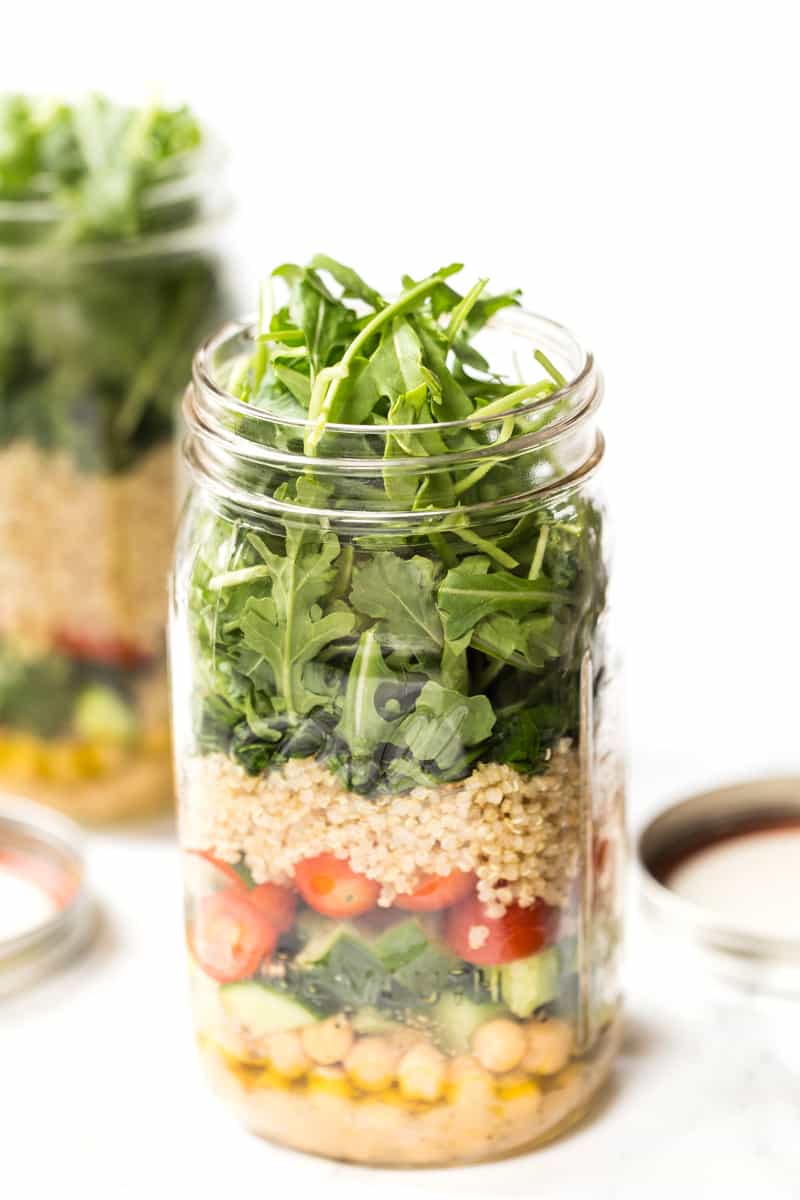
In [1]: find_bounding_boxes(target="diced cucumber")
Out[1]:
[73,684,138,743]
[221,982,321,1034]
[295,920,372,967]
[432,992,505,1054]
[498,946,560,1018]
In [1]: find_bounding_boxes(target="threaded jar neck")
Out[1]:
[184,308,604,532]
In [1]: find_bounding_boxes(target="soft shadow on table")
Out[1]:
[619,1011,661,1060]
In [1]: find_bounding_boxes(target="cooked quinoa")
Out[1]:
[181,744,583,914]
[0,439,174,654]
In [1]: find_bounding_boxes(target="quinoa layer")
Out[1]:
[181,744,581,913]
[0,439,174,655]
[199,1019,619,1166]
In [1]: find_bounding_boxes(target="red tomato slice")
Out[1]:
[248,882,297,934]
[294,853,380,918]
[194,888,277,982]
[393,870,476,912]
[445,894,557,965]
[54,628,154,669]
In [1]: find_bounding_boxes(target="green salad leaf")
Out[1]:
[0,93,226,474]
[238,528,356,720]
[188,257,607,794]
[0,94,202,242]
[349,553,443,658]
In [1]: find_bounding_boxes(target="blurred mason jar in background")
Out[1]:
[0,95,231,822]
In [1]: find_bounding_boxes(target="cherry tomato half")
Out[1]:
[248,882,297,933]
[186,849,244,891]
[294,853,380,918]
[54,629,153,669]
[445,894,557,965]
[393,869,476,912]
[193,888,277,982]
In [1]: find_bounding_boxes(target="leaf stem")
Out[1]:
[528,525,550,580]
[304,272,450,455]
[534,348,567,388]
[466,380,555,423]
[250,280,272,395]
[455,527,518,568]
[445,278,488,345]
[208,564,271,591]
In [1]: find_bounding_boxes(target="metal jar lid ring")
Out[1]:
[0,798,97,996]
[637,776,800,995]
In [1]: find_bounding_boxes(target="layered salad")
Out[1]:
[177,258,623,1164]
[0,95,226,820]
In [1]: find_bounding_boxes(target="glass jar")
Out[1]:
[0,149,229,823]
[172,308,625,1166]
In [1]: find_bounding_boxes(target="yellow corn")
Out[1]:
[0,729,166,782]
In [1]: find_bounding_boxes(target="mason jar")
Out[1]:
[172,308,625,1166]
[0,148,229,822]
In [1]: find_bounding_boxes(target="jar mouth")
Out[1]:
[193,308,596,442]
[185,306,604,524]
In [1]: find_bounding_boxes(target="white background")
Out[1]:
[4,3,800,1197]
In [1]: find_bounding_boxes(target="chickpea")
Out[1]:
[301,1015,354,1066]
[397,1042,446,1103]
[344,1036,399,1092]
[471,1018,526,1074]
[521,1018,574,1076]
[266,1030,311,1080]
[447,1054,493,1087]
[447,1056,496,1130]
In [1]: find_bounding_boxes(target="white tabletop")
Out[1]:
[4,746,799,1200]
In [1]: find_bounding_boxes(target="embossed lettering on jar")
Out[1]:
[171,263,625,1166]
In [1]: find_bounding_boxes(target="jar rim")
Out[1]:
[192,307,597,441]
[185,306,604,525]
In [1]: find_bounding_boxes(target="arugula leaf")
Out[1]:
[397,681,495,772]
[0,94,223,471]
[239,527,356,719]
[309,254,384,309]
[336,627,404,756]
[350,552,443,657]
[188,256,608,797]
[0,95,202,241]
[438,557,562,641]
